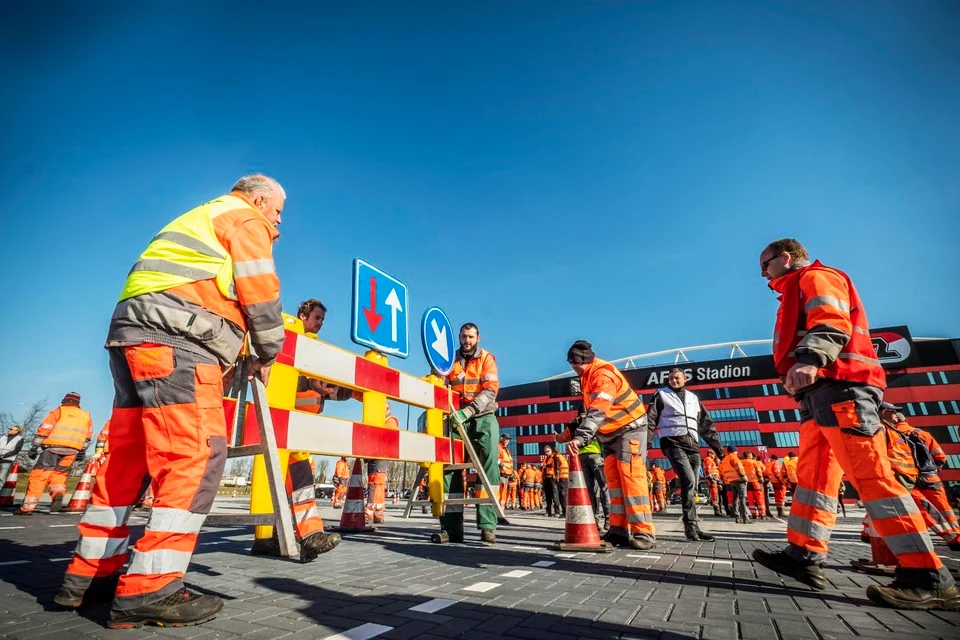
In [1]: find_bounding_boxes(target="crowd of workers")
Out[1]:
[4,176,959,629]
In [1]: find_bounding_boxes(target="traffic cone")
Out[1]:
[392,491,400,505]
[554,453,611,552]
[0,462,20,507]
[850,518,897,576]
[66,460,96,512]
[330,459,375,533]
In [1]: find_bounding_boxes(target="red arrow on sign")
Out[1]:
[362,277,383,332]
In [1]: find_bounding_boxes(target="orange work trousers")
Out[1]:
[769,483,786,507]
[507,483,518,509]
[651,484,666,512]
[707,478,720,506]
[913,479,960,545]
[785,381,951,590]
[747,481,766,517]
[61,344,229,610]
[286,453,325,539]
[21,450,77,512]
[521,483,534,509]
[499,481,510,507]
[364,459,389,523]
[332,481,347,507]
[602,425,655,542]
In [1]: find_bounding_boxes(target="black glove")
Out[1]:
[27,446,39,461]
[75,450,86,463]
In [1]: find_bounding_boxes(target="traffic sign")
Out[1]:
[421,306,455,376]
[351,258,409,357]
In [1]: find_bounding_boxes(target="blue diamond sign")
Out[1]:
[351,258,409,357]
[421,306,455,376]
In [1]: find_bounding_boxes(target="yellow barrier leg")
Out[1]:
[423,373,446,518]
[362,350,388,427]
[252,448,290,540]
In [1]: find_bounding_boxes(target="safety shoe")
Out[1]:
[602,530,632,548]
[480,529,496,544]
[49,493,65,513]
[684,525,701,541]
[752,549,828,590]
[16,509,33,516]
[866,582,960,611]
[373,516,385,525]
[430,530,463,544]
[107,588,223,629]
[696,527,715,542]
[249,535,282,557]
[54,573,120,608]
[299,531,341,563]
[601,518,610,532]
[629,536,656,551]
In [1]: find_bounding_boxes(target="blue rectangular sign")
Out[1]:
[351,258,409,358]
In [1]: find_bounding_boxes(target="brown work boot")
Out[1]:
[249,533,282,557]
[866,582,960,611]
[480,529,496,544]
[54,573,120,608]
[629,535,656,551]
[299,531,341,563]
[107,588,223,629]
[49,493,65,513]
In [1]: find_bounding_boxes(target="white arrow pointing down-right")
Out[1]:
[430,319,448,360]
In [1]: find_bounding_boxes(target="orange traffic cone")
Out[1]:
[392,491,399,505]
[66,460,97,512]
[330,459,375,533]
[555,453,611,552]
[0,462,20,507]
[850,518,897,576]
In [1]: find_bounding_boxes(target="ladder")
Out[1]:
[203,357,299,557]
[402,417,507,523]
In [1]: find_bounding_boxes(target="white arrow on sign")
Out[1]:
[430,319,448,360]
[385,288,403,343]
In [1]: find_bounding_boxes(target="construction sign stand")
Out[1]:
[204,357,298,558]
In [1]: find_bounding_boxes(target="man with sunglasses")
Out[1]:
[752,238,957,610]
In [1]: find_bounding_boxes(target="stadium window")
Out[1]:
[771,384,780,395]
[953,401,960,414]
[768,411,776,422]
[920,403,929,416]
[779,410,786,421]
[928,372,937,385]
[774,432,800,448]
[906,404,916,416]
[946,455,960,470]
[941,371,950,384]
[940,402,947,415]
[948,426,960,443]
[762,384,769,396]
[557,443,566,454]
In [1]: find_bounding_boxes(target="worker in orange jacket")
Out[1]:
[533,466,543,509]
[497,434,515,508]
[93,420,110,470]
[882,403,960,551]
[703,451,723,516]
[333,457,350,508]
[506,468,519,509]
[564,340,655,550]
[58,176,290,628]
[521,465,537,509]
[742,452,767,520]
[542,444,562,517]
[650,465,667,513]
[19,392,93,515]
[765,454,786,518]
[365,406,399,524]
[720,446,750,523]
[782,451,799,495]
[752,238,955,609]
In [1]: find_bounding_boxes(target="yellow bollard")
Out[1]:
[422,373,446,517]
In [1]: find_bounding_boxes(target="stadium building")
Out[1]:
[496,326,960,499]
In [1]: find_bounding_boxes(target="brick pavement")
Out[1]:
[1,501,959,639]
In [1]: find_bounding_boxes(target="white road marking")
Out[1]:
[49,524,76,528]
[694,558,733,565]
[49,557,72,562]
[500,570,532,578]
[0,560,29,566]
[628,554,662,559]
[0,526,25,530]
[407,598,457,613]
[323,623,394,640]
[461,582,501,593]
[555,553,576,558]
[531,560,555,568]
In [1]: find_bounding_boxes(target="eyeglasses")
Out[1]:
[761,254,782,272]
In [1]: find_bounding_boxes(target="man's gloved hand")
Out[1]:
[449,406,476,428]
[27,446,39,461]
[75,450,86,463]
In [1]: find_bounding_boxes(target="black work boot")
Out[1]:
[752,549,828,590]
[696,526,715,541]
[430,529,463,544]
[249,533,282,557]
[602,530,631,548]
[480,529,496,544]
[867,582,960,611]
[299,531,341,563]
[49,493,65,513]
[107,588,224,629]
[684,524,701,541]
[629,535,656,551]
[54,573,120,608]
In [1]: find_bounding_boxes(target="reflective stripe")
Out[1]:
[291,487,315,505]
[152,231,224,259]
[627,512,651,523]
[804,295,850,313]
[610,504,626,514]
[76,535,129,560]
[793,486,838,513]
[608,489,623,499]
[837,352,882,366]
[295,506,320,525]
[884,531,934,556]
[79,505,135,528]
[853,326,871,336]
[865,495,919,521]
[624,495,649,507]
[591,392,614,402]
[147,508,207,534]
[480,374,498,382]
[233,258,276,277]
[130,259,218,281]
[295,397,323,407]
[126,548,192,576]
[787,514,832,541]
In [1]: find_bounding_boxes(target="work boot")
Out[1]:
[481,529,496,544]
[430,529,463,544]
[744,518,754,525]
[752,549,828,590]
[49,493,65,513]
[299,531,341,563]
[684,524,701,541]
[696,527,715,542]
[713,506,722,517]
[602,517,610,532]
[373,516,385,525]
[16,509,33,516]
[777,507,785,518]
[249,533,282,557]
[107,588,223,629]
[866,582,960,611]
[629,536,656,551]
[54,573,120,608]
[602,530,631,548]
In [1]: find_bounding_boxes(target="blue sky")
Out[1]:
[2,2,958,432]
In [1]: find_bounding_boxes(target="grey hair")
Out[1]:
[232,174,286,199]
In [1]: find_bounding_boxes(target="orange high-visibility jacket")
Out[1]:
[95,420,110,456]
[883,423,919,482]
[575,359,646,440]
[498,442,514,477]
[720,453,746,484]
[744,459,763,484]
[769,261,885,390]
[448,348,499,416]
[898,421,946,465]
[555,454,569,480]
[334,458,350,480]
[533,468,542,483]
[543,455,557,479]
[765,460,783,486]
[523,466,538,483]
[650,466,665,485]
[37,406,93,451]
[782,456,799,482]
[703,456,720,479]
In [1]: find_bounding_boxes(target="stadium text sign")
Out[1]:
[645,364,752,386]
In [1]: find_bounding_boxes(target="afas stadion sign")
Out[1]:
[627,326,919,390]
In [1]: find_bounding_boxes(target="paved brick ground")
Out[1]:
[1,500,959,639]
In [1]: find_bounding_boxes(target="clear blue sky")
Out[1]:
[2,1,958,431]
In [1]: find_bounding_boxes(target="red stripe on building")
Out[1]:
[352,423,401,459]
[355,358,401,397]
